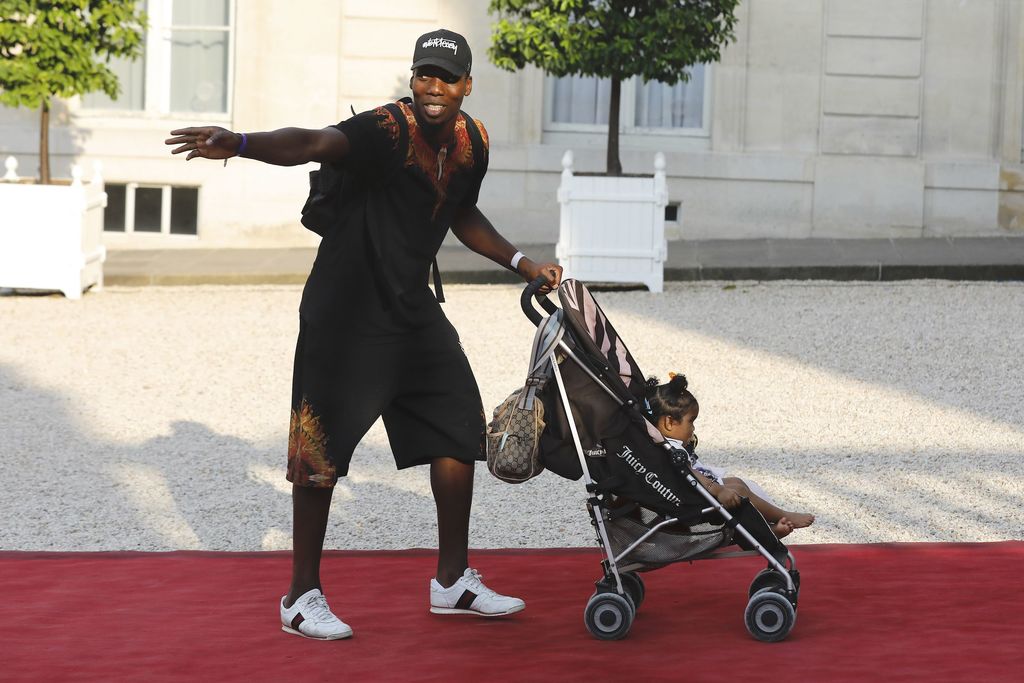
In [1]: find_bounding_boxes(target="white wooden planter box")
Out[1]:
[0,157,107,299]
[556,151,668,292]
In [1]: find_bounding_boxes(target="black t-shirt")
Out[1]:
[299,100,489,331]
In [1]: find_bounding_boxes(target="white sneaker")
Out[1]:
[280,588,353,640]
[429,568,525,617]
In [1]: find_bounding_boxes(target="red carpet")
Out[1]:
[1,543,1021,682]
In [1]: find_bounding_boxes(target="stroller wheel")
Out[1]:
[748,569,787,598]
[744,590,796,643]
[584,592,635,640]
[620,571,646,608]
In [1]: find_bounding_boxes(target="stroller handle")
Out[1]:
[521,275,560,326]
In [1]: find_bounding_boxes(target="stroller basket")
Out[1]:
[605,496,734,572]
[518,276,801,643]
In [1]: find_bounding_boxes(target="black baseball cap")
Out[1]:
[411,29,472,77]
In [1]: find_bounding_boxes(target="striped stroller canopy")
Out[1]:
[557,279,647,401]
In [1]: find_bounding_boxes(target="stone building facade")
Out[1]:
[1,0,1022,248]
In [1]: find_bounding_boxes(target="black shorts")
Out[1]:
[286,315,485,487]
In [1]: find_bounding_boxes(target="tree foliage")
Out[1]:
[489,0,740,173]
[0,1,146,182]
[0,0,146,108]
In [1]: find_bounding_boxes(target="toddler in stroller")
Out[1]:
[645,373,815,538]
[511,277,804,642]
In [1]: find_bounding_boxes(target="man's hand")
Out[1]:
[166,127,242,161]
[518,258,563,293]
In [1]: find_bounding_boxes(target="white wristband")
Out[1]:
[510,251,526,270]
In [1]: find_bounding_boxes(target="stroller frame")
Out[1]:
[520,277,801,641]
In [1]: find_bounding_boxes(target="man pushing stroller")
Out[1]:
[167,29,561,640]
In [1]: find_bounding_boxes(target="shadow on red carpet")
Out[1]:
[1,542,1021,682]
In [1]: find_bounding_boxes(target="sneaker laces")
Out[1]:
[462,568,498,598]
[304,593,336,622]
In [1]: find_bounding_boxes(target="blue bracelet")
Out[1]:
[237,132,248,158]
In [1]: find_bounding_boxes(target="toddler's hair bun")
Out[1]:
[667,372,688,392]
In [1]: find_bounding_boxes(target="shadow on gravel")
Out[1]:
[0,361,282,550]
[0,364,439,552]
[2,360,1020,549]
[592,284,1024,431]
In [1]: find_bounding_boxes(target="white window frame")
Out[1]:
[78,0,235,120]
[543,66,712,139]
[107,182,200,238]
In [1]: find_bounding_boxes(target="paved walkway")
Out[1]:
[103,236,1024,286]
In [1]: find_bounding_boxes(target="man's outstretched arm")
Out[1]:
[165,126,351,167]
[451,206,562,290]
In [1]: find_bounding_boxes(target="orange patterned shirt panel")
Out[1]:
[372,105,403,152]
[396,100,484,218]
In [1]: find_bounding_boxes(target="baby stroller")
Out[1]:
[518,277,800,642]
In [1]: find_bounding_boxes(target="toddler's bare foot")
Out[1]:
[786,512,815,528]
[772,518,794,538]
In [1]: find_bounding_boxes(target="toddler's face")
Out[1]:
[677,410,697,444]
[663,408,698,444]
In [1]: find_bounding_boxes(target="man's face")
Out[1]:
[410,65,472,128]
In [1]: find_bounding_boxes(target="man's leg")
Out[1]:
[279,483,351,640]
[427,456,525,616]
[430,456,473,587]
[284,484,334,606]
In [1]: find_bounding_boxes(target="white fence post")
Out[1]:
[3,156,19,182]
[555,150,574,264]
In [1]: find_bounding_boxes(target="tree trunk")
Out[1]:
[39,100,51,185]
[606,76,622,176]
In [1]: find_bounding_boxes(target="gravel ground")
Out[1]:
[1,281,1022,552]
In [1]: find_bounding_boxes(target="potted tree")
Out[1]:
[489,0,740,291]
[0,0,146,298]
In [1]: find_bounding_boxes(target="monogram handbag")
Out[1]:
[485,311,564,484]
[486,387,546,483]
